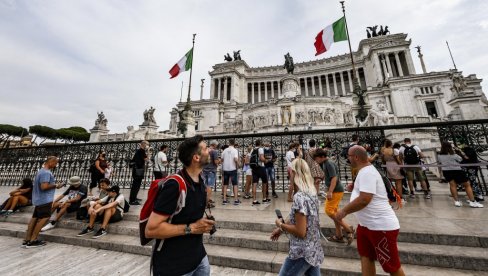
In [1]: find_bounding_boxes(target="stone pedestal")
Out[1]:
[181,110,196,137]
[447,95,487,120]
[89,128,109,142]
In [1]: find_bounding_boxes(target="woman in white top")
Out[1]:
[437,142,483,208]
[243,145,253,199]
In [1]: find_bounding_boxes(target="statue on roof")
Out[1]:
[283,52,294,74]
[233,50,241,61]
[224,53,232,62]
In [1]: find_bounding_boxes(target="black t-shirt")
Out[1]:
[132,148,147,169]
[19,181,33,200]
[152,170,207,276]
[62,185,88,207]
[264,148,276,168]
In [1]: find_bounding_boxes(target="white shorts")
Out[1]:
[246,168,253,176]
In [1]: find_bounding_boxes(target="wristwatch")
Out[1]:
[184,224,192,235]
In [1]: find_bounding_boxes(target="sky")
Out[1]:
[1,0,487,134]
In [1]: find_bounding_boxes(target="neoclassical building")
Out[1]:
[167,33,487,135]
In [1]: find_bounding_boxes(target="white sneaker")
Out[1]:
[41,223,55,232]
[469,201,484,208]
[454,201,462,207]
[401,199,407,205]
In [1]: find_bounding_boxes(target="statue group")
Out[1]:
[94,111,108,129]
[366,25,390,38]
[224,50,242,62]
[143,106,157,125]
[283,52,294,74]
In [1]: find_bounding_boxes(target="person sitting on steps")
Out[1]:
[0,178,33,217]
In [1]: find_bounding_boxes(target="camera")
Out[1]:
[206,215,217,235]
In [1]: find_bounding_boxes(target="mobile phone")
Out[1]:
[275,209,284,223]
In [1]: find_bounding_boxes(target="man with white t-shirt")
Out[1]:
[221,139,241,205]
[399,138,430,199]
[336,146,405,276]
[153,145,168,179]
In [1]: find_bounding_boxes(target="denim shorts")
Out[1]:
[265,167,276,181]
[202,171,216,188]
[223,170,238,186]
[181,255,210,276]
[278,257,320,276]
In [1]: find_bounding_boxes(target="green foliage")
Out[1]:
[57,126,89,143]
[29,125,57,141]
[0,124,28,137]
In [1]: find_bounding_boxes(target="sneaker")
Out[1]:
[3,210,13,217]
[222,200,229,205]
[469,201,484,208]
[26,240,47,248]
[93,228,107,239]
[243,194,251,199]
[409,194,416,199]
[136,198,143,202]
[129,201,141,205]
[77,227,94,237]
[234,200,241,206]
[0,210,6,216]
[263,198,271,203]
[454,201,462,207]
[424,194,431,199]
[272,192,278,198]
[21,240,28,248]
[252,200,261,205]
[41,222,56,232]
[475,195,484,202]
[401,199,407,205]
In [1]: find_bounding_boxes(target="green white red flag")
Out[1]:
[169,48,193,79]
[314,17,348,56]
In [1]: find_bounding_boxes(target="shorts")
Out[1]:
[442,170,468,183]
[96,208,123,223]
[325,192,344,216]
[223,170,238,186]
[404,168,426,182]
[202,171,216,188]
[252,167,268,184]
[356,224,401,273]
[57,203,80,214]
[265,167,276,182]
[245,168,253,176]
[32,202,52,219]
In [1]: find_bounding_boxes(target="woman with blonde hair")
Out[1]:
[270,158,324,275]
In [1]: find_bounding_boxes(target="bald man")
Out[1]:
[336,146,405,276]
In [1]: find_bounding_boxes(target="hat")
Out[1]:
[68,176,81,187]
[107,185,120,193]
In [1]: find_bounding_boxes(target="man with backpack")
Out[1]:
[399,138,431,199]
[145,135,215,276]
[250,139,269,205]
[263,141,278,198]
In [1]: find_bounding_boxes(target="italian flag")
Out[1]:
[314,17,348,56]
[169,48,193,79]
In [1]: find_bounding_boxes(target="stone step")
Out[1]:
[0,221,483,276]
[2,211,487,249]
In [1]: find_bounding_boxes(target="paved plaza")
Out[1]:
[0,180,487,275]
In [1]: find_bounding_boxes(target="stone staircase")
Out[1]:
[1,202,487,276]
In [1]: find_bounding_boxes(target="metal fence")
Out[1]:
[1,119,488,196]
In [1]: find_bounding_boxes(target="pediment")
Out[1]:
[371,40,408,50]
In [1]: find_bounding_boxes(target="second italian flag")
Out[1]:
[314,17,348,56]
[169,48,193,79]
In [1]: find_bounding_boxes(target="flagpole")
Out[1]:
[446,41,457,70]
[340,1,358,80]
[186,34,196,106]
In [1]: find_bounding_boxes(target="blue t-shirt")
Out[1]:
[32,168,56,206]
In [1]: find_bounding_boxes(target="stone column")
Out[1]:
[304,78,309,97]
[264,81,268,101]
[251,82,255,104]
[405,49,416,74]
[217,78,222,101]
[311,77,316,96]
[277,81,281,97]
[223,77,228,102]
[258,82,262,102]
[374,54,383,83]
[332,73,338,97]
[326,74,331,97]
[394,52,404,77]
[210,79,215,99]
[318,76,323,96]
[385,54,394,77]
[339,72,346,96]
[347,70,353,93]
[380,55,388,79]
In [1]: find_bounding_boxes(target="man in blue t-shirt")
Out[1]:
[24,156,64,248]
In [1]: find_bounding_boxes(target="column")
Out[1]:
[277,81,281,96]
[332,73,338,97]
[210,79,215,99]
[347,70,353,93]
[380,55,388,79]
[258,82,262,102]
[385,54,393,77]
[373,54,383,83]
[339,71,346,96]
[223,78,228,101]
[228,77,232,101]
[394,52,404,77]
[318,76,323,96]
[264,81,268,101]
[311,77,316,96]
[217,78,221,101]
[304,77,309,97]
[404,49,416,74]
[326,74,331,97]
[251,82,255,104]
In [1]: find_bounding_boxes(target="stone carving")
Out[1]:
[126,125,135,139]
[94,111,108,129]
[367,25,390,38]
[143,106,157,125]
[224,53,232,62]
[344,110,354,125]
[449,71,468,98]
[283,52,294,74]
[370,100,392,126]
[233,50,241,61]
[270,113,276,126]
[281,106,292,125]
[308,109,318,123]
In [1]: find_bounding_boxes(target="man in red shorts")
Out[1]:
[336,146,405,276]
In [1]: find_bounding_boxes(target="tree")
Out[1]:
[57,126,89,143]
[29,125,57,145]
[0,124,28,148]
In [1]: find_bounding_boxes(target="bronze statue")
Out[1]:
[415,45,421,54]
[224,53,232,62]
[233,50,241,61]
[283,52,294,74]
[367,25,378,37]
[383,26,390,35]
[366,29,371,38]
[379,25,384,36]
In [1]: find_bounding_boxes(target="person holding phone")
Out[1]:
[270,158,323,276]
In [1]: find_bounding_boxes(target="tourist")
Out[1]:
[243,144,253,199]
[399,138,431,199]
[342,134,360,181]
[145,135,215,276]
[153,144,169,179]
[78,178,110,220]
[221,138,241,205]
[437,142,483,208]
[336,146,404,275]
[381,139,405,202]
[0,178,32,217]
[104,161,114,179]
[77,185,125,238]
[303,139,325,198]
[461,146,484,202]
[364,144,379,163]
[89,150,107,196]
[129,140,149,205]
[24,156,65,248]
[321,149,355,245]
[251,139,269,205]
[41,176,88,231]
[202,140,219,208]
[270,158,323,276]
[264,141,278,198]
[286,143,297,202]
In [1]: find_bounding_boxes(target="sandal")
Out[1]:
[326,235,345,243]
[346,226,355,246]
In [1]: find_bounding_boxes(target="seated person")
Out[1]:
[77,185,125,239]
[78,178,110,220]
[0,178,33,216]
[41,176,87,231]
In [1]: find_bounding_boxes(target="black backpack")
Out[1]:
[249,148,260,169]
[403,145,420,165]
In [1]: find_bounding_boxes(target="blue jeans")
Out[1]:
[265,167,276,182]
[279,257,320,276]
[181,255,210,276]
[202,171,216,188]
